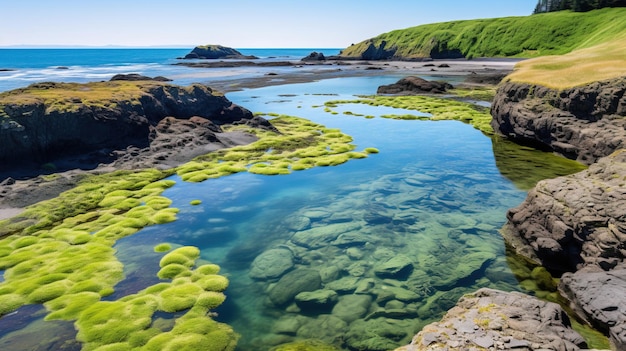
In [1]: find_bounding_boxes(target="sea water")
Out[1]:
[0,49,567,350]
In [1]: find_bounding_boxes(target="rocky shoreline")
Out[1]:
[488,77,626,350]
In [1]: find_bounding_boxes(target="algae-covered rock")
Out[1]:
[429,251,496,290]
[345,318,413,351]
[249,248,294,281]
[324,276,360,294]
[374,254,414,279]
[331,294,372,323]
[270,339,341,351]
[296,315,348,342]
[290,222,362,249]
[295,289,338,311]
[268,269,322,307]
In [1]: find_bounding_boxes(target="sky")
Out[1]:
[1,0,538,48]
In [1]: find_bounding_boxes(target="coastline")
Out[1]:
[0,58,517,221]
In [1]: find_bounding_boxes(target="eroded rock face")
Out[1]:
[491,78,626,165]
[559,264,626,350]
[0,81,272,168]
[503,149,626,274]
[395,288,587,351]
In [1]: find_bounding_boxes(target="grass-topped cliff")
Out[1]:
[339,8,626,60]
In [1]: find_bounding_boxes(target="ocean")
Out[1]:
[0,48,342,92]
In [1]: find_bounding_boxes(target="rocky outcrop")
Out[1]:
[559,265,626,350]
[0,80,273,170]
[502,149,626,348]
[182,45,257,59]
[377,76,453,95]
[395,288,587,351]
[503,149,626,274]
[301,52,326,61]
[491,78,626,165]
[340,40,397,60]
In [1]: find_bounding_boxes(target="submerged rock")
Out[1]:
[294,289,338,311]
[268,268,321,307]
[395,288,587,351]
[374,255,414,279]
[249,248,294,280]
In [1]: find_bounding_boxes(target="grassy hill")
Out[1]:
[339,8,626,60]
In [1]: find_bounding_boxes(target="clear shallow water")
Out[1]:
[108,78,529,350]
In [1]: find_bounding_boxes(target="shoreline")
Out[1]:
[0,59,517,220]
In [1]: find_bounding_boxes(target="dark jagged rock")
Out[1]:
[559,265,626,349]
[109,73,172,82]
[503,149,626,274]
[491,78,626,165]
[301,52,326,61]
[0,81,274,170]
[395,288,587,351]
[181,45,258,60]
[377,76,453,95]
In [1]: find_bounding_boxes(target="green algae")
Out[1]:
[0,113,372,350]
[324,96,494,134]
[176,114,374,181]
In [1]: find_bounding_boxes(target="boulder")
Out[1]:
[294,289,338,311]
[331,294,372,323]
[374,254,414,279]
[377,76,453,95]
[268,268,321,307]
[491,78,626,165]
[182,44,257,60]
[290,222,361,249]
[395,288,587,351]
[559,265,626,349]
[249,248,294,280]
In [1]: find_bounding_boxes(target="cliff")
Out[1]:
[0,79,272,171]
[490,78,626,165]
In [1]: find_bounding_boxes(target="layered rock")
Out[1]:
[502,149,626,348]
[395,288,587,351]
[503,149,626,274]
[491,78,626,165]
[0,79,272,169]
[182,44,257,59]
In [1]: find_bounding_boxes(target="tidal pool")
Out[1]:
[0,76,585,351]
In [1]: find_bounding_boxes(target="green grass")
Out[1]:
[339,8,626,59]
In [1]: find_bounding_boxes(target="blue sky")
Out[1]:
[2,0,538,48]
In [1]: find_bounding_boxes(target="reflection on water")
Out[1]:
[492,136,587,190]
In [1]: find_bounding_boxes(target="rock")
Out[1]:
[296,315,348,342]
[374,255,414,279]
[268,268,321,307]
[294,289,338,311]
[290,222,361,249]
[491,78,626,165]
[109,73,171,81]
[502,150,626,274]
[377,76,453,95]
[324,276,360,293]
[345,318,414,351]
[331,294,372,323]
[395,288,587,351]
[182,44,258,60]
[0,80,275,170]
[249,248,294,280]
[430,251,496,290]
[559,265,626,349]
[301,52,326,61]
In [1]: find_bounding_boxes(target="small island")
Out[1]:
[181,44,258,59]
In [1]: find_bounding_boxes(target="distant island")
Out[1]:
[180,44,258,59]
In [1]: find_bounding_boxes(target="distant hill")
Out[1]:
[338,8,626,60]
